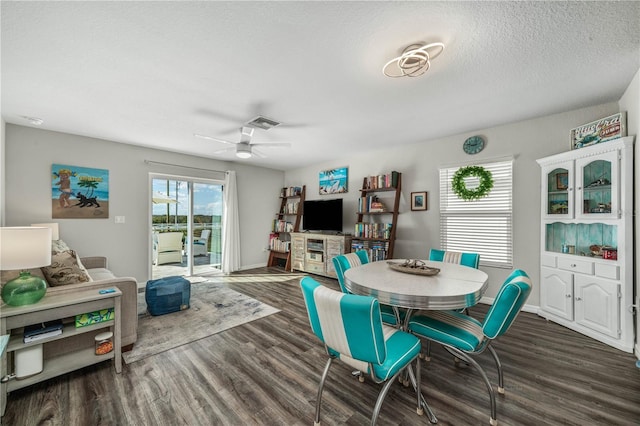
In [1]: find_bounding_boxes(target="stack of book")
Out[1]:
[23,320,63,343]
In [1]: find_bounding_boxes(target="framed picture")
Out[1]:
[556,172,568,190]
[411,191,427,211]
[319,167,348,194]
[570,112,626,149]
[52,164,109,219]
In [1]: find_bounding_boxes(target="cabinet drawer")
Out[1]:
[304,262,325,274]
[595,263,620,280]
[541,254,557,268]
[558,257,594,275]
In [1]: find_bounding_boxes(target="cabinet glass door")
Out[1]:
[543,165,572,218]
[576,151,618,219]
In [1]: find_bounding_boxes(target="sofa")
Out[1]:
[0,242,138,354]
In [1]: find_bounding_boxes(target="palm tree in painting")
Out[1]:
[77,179,99,198]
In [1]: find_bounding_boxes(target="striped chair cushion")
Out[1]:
[301,276,421,382]
[408,310,484,352]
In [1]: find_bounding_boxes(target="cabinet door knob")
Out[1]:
[571,264,577,267]
[575,297,582,301]
[566,294,572,298]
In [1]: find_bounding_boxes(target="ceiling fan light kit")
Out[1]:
[235,144,252,159]
[383,42,445,78]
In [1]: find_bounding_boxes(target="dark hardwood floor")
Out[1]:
[3,267,640,425]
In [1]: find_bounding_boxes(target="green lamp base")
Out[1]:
[1,271,47,306]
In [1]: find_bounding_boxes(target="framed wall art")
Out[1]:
[570,112,626,149]
[319,167,348,195]
[52,164,109,219]
[411,191,427,211]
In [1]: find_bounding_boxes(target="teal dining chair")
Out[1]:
[428,248,480,269]
[299,276,424,426]
[332,252,400,326]
[408,269,532,426]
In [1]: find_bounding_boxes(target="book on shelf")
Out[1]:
[281,186,303,197]
[364,171,399,190]
[23,320,63,343]
[358,196,387,213]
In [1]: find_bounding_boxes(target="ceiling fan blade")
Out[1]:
[194,133,236,145]
[211,147,235,155]
[250,142,292,148]
[251,148,266,158]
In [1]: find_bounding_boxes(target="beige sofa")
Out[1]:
[1,254,138,353]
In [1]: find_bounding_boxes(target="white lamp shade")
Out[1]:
[0,227,52,270]
[31,223,59,240]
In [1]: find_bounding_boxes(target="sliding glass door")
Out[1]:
[151,175,223,279]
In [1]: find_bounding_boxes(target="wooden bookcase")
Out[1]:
[352,172,401,261]
[267,185,305,271]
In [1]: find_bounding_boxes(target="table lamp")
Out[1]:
[0,227,52,306]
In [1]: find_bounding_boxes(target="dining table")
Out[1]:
[343,258,489,424]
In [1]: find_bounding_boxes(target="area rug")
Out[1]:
[123,281,280,364]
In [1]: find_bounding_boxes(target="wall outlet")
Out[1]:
[115,216,125,224]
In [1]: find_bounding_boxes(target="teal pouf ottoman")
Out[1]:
[145,276,190,316]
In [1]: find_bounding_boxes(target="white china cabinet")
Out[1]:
[536,136,634,352]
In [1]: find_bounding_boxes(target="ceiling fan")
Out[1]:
[194,117,291,159]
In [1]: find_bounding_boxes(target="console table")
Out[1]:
[1,288,122,416]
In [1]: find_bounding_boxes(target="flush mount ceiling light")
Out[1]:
[383,42,445,78]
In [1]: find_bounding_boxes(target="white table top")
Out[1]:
[344,259,489,310]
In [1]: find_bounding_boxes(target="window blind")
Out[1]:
[439,160,513,268]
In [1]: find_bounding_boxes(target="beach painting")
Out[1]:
[52,164,109,219]
[319,167,348,195]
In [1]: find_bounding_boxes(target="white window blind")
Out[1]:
[439,160,513,268]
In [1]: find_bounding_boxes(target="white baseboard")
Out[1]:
[478,296,539,314]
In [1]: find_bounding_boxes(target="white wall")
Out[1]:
[618,67,640,359]
[284,102,621,307]
[4,125,284,281]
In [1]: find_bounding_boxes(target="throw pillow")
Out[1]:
[51,239,71,254]
[42,250,93,286]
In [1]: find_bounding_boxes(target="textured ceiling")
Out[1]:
[2,1,639,170]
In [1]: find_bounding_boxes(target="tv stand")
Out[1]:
[291,232,352,278]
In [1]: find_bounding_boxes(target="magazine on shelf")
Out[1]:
[23,319,63,343]
[24,329,62,343]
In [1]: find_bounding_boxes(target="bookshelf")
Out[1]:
[352,171,401,261]
[267,185,305,271]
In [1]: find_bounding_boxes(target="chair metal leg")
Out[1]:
[370,371,399,426]
[406,357,438,423]
[444,346,497,426]
[487,345,505,394]
[315,358,333,426]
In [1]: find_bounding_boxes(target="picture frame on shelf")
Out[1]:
[411,191,427,211]
[556,172,568,190]
[319,167,348,195]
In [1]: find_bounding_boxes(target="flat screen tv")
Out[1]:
[303,199,343,232]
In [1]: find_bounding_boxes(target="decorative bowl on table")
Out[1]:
[386,259,440,276]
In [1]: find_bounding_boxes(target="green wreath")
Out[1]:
[451,166,493,201]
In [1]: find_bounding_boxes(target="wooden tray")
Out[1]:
[386,260,440,276]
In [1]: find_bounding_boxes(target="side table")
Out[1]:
[1,288,122,416]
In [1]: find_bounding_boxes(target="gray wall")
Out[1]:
[3,125,284,281]
[284,101,625,309]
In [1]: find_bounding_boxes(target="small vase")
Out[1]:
[1,271,47,306]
